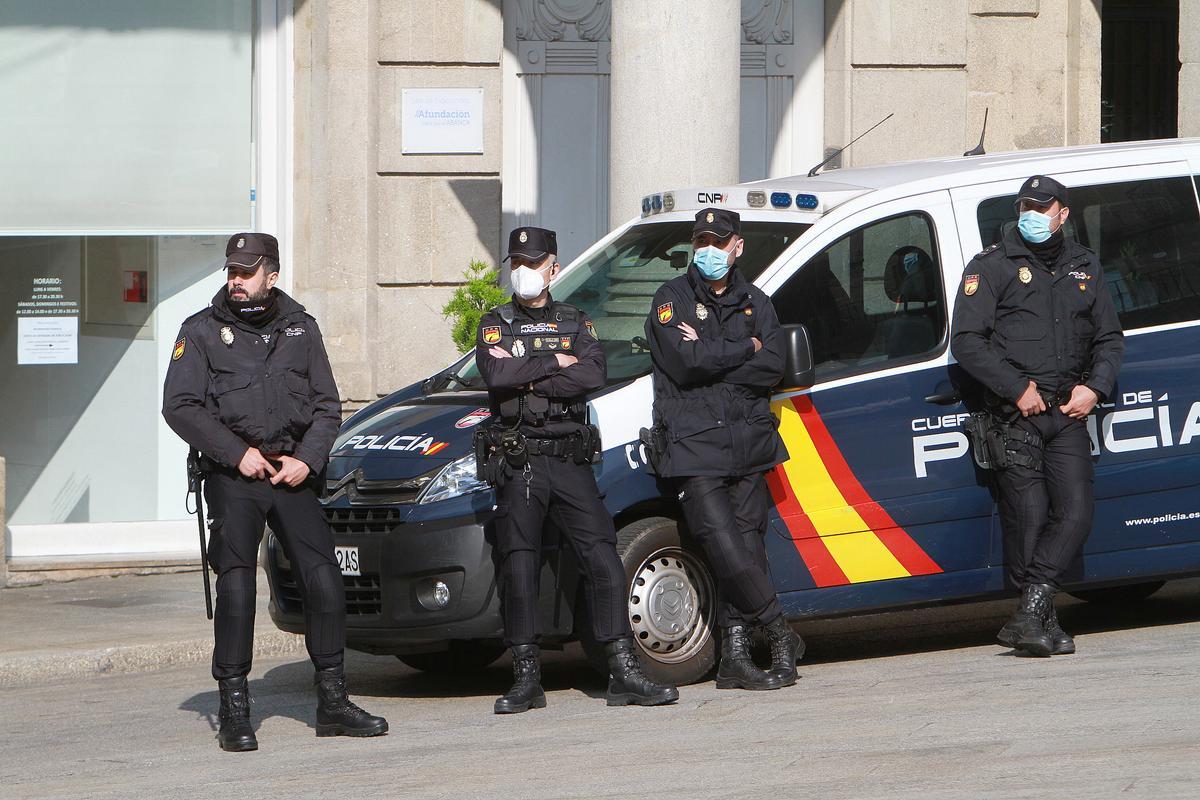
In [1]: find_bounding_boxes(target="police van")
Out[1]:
[265,138,1200,684]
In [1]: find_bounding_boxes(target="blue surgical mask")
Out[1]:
[1018,209,1059,244]
[693,245,731,281]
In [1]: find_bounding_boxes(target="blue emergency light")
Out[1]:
[770,192,792,209]
[795,193,819,210]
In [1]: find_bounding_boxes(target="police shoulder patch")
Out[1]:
[657,302,674,325]
[584,319,598,339]
[172,337,186,360]
[482,326,501,345]
[963,274,980,296]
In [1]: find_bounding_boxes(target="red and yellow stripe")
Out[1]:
[766,395,941,587]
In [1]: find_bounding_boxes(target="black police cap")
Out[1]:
[225,232,280,270]
[1016,175,1070,208]
[693,207,740,239]
[503,227,557,262]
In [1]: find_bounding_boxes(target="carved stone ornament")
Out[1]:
[516,0,611,42]
[741,0,792,45]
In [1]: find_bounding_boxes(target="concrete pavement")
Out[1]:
[0,571,303,688]
[2,573,1200,798]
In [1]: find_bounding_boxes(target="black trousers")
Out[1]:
[993,407,1094,590]
[676,473,782,628]
[493,453,631,648]
[204,471,345,681]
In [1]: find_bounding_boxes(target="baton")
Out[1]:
[187,449,214,620]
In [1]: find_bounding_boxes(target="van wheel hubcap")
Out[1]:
[628,547,713,664]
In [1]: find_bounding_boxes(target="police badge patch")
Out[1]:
[695,303,709,320]
[963,275,980,296]
[511,338,526,357]
[657,302,674,324]
[482,326,501,345]
[584,320,598,339]
[172,338,186,360]
[220,326,235,346]
[1018,266,1033,284]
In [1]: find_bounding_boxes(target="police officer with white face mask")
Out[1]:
[952,175,1123,657]
[475,226,678,714]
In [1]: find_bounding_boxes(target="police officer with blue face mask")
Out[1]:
[952,175,1123,657]
[644,208,802,691]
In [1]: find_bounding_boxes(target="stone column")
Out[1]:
[1181,0,1200,137]
[609,0,741,228]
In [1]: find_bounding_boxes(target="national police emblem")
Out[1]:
[1018,266,1033,284]
[220,326,235,346]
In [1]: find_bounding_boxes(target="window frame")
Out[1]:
[771,208,950,385]
[971,171,1200,334]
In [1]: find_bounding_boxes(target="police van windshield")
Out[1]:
[444,220,809,389]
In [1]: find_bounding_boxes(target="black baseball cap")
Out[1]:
[503,227,557,262]
[225,232,280,270]
[1015,175,1070,208]
[692,207,740,239]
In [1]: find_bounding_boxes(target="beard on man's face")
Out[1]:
[228,281,270,302]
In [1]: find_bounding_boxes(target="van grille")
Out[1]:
[322,507,401,536]
[275,565,382,617]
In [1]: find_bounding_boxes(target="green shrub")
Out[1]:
[442,260,508,354]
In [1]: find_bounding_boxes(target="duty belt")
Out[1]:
[524,437,583,458]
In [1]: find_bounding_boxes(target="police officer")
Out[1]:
[163,233,387,751]
[644,208,802,690]
[951,176,1123,657]
[476,226,678,713]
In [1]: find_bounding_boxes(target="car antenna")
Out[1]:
[964,108,988,156]
[807,112,894,177]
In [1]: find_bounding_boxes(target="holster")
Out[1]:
[473,426,527,488]
[638,423,668,475]
[965,411,1044,472]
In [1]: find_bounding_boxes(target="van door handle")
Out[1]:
[924,390,961,405]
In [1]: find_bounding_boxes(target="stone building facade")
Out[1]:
[293,0,1199,411]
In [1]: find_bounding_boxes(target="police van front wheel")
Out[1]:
[583,516,717,686]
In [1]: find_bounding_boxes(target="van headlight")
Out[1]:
[419,454,488,504]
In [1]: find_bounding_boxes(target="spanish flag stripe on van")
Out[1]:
[765,465,849,586]
[791,395,942,577]
[769,395,943,586]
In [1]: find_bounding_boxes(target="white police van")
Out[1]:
[266,138,1200,684]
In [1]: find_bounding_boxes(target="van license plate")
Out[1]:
[335,546,360,577]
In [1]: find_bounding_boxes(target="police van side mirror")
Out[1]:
[779,324,815,390]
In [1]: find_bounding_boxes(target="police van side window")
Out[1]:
[975,176,1200,330]
[773,212,946,381]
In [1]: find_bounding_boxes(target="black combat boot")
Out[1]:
[494,644,546,714]
[604,638,679,707]
[1042,603,1076,655]
[762,615,804,687]
[314,666,389,737]
[217,677,258,752]
[715,625,784,690]
[997,583,1055,657]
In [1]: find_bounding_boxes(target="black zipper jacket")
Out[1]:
[162,288,342,473]
[951,227,1124,403]
[645,265,789,477]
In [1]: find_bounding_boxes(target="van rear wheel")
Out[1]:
[582,516,717,686]
[1066,580,1166,605]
